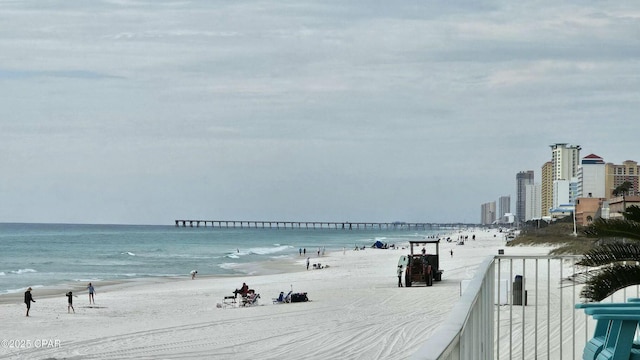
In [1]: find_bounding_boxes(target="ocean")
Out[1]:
[0,223,447,294]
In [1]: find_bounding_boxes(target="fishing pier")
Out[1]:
[174,220,468,230]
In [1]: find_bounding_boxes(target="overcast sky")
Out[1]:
[1,1,639,225]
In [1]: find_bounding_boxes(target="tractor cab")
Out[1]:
[404,240,443,287]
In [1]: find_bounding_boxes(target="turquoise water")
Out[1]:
[0,223,445,294]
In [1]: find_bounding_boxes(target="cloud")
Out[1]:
[1,0,639,224]
[0,69,116,80]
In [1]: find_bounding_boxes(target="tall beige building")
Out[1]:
[541,161,553,217]
[605,160,640,197]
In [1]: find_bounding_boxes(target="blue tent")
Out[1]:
[372,240,384,249]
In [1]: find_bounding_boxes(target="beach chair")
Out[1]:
[242,293,260,307]
[590,309,640,360]
[576,302,640,359]
[223,295,237,308]
[272,291,292,304]
[576,303,640,360]
[272,292,285,304]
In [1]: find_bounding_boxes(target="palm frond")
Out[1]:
[581,264,640,302]
[583,218,640,240]
[623,205,640,222]
[576,242,640,266]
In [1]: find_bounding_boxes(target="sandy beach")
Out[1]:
[0,229,549,359]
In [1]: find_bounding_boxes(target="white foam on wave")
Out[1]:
[225,245,292,258]
[219,263,241,270]
[122,252,136,256]
[119,273,182,278]
[247,245,292,255]
[3,285,44,294]
[0,272,5,276]
[10,268,37,275]
[73,278,103,283]
[145,253,216,260]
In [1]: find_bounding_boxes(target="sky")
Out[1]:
[1,1,639,225]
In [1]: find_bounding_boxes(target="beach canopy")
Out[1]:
[372,240,384,249]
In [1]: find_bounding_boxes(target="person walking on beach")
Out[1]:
[87,283,95,304]
[191,270,198,280]
[299,248,302,256]
[24,287,35,316]
[303,248,306,256]
[306,257,310,270]
[397,265,404,287]
[66,291,77,313]
[450,249,454,257]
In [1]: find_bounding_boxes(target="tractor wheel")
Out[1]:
[426,272,434,286]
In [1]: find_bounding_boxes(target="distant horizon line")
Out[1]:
[1,220,483,227]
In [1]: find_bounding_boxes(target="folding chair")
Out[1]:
[223,295,237,308]
[242,293,260,307]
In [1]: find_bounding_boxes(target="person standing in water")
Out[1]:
[87,283,95,304]
[24,287,35,316]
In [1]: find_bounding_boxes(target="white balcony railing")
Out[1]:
[411,255,640,360]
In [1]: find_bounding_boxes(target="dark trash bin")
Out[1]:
[512,275,527,305]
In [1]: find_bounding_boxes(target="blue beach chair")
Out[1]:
[272,291,292,304]
[591,309,640,360]
[576,303,640,360]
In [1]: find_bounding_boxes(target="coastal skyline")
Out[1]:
[1,1,639,225]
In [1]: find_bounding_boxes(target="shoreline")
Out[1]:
[0,228,411,298]
[0,252,309,305]
[1,229,524,359]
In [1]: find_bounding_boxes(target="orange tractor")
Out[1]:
[399,240,443,287]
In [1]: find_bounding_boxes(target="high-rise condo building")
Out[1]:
[548,143,581,214]
[605,160,640,197]
[541,161,553,217]
[481,202,496,225]
[577,154,606,198]
[516,171,534,223]
[498,195,511,220]
[525,183,541,221]
[550,143,582,181]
